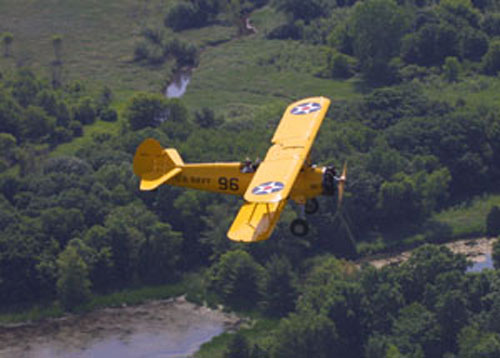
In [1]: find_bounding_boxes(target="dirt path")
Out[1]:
[0,296,242,358]
[360,237,497,269]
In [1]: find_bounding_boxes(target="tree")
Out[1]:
[56,245,92,310]
[2,32,13,57]
[377,176,422,227]
[349,0,408,84]
[272,312,338,358]
[73,97,97,125]
[493,239,500,270]
[224,333,250,358]
[41,207,85,245]
[435,290,468,352]
[487,206,500,237]
[273,0,327,23]
[482,39,500,75]
[52,35,63,64]
[330,53,354,79]
[259,255,297,317]
[361,267,405,333]
[401,23,459,67]
[458,325,500,358]
[0,133,17,163]
[12,69,41,108]
[126,92,168,130]
[209,249,264,309]
[443,56,460,82]
[391,303,442,357]
[137,222,183,284]
[22,105,55,141]
[0,89,23,136]
[397,244,468,303]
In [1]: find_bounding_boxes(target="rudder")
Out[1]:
[133,138,183,191]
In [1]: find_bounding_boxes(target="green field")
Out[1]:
[435,194,500,238]
[0,0,173,96]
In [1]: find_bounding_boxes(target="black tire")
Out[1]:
[305,198,319,214]
[290,218,309,237]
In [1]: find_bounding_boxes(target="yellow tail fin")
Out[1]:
[133,138,184,191]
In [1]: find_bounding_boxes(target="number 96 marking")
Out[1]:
[218,177,239,191]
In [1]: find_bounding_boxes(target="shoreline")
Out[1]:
[0,296,242,358]
[361,237,496,269]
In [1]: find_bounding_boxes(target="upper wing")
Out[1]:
[227,200,287,242]
[244,96,331,203]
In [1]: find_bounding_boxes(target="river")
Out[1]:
[1,238,495,357]
[165,71,191,98]
[0,297,240,358]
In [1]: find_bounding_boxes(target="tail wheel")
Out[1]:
[290,218,309,237]
[305,198,319,214]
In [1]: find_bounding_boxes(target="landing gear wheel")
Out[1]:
[290,218,309,236]
[305,198,319,214]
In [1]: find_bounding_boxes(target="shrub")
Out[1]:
[486,206,500,237]
[99,107,118,122]
[482,39,500,75]
[164,2,206,31]
[331,53,355,79]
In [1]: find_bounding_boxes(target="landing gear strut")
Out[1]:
[290,218,309,236]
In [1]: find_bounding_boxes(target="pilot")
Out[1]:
[241,157,253,173]
[322,166,339,195]
[252,157,261,171]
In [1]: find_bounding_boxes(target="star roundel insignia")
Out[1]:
[252,181,285,195]
[290,102,322,115]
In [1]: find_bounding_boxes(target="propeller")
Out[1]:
[332,162,357,257]
[337,161,347,209]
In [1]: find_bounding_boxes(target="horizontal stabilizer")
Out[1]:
[227,200,287,242]
[140,168,182,191]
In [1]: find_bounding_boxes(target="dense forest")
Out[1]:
[2,0,500,357]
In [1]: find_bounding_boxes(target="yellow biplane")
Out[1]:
[133,96,346,242]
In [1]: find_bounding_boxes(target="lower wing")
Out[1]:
[227,200,287,242]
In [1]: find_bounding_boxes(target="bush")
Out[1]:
[99,107,118,122]
[267,23,302,40]
[493,239,500,270]
[443,56,460,83]
[331,53,355,79]
[165,39,199,67]
[487,206,500,237]
[134,40,150,62]
[164,2,206,31]
[482,39,500,75]
[73,97,97,125]
[69,120,83,137]
[424,220,453,244]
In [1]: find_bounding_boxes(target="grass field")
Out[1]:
[423,74,500,110]
[434,193,500,238]
[0,0,173,95]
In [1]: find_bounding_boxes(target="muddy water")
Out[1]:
[0,297,240,358]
